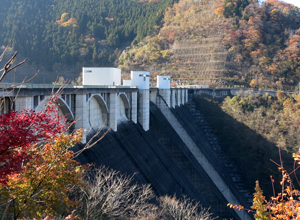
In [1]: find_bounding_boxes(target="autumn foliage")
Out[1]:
[0,95,88,219]
[223,91,300,218]
[0,102,67,185]
[0,131,86,219]
[230,147,300,219]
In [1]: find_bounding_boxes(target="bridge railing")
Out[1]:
[191,88,299,98]
[0,83,137,89]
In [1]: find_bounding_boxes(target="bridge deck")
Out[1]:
[0,83,139,96]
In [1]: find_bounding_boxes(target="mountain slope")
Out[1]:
[0,0,175,82]
[119,0,300,90]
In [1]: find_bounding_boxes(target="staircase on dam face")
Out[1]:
[174,102,254,203]
[184,101,253,203]
[153,97,253,220]
[150,102,242,219]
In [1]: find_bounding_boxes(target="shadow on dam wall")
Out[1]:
[192,95,294,199]
[74,103,243,219]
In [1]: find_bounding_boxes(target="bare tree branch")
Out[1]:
[73,166,156,220]
[73,123,112,158]
[0,40,27,83]
[159,195,216,220]
[0,40,11,63]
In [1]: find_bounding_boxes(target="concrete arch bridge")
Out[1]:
[0,83,188,143]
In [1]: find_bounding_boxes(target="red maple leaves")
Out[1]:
[0,102,67,185]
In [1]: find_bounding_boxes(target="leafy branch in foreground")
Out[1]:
[229,146,300,219]
[0,130,87,219]
[0,101,67,185]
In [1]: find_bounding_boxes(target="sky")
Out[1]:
[281,0,300,8]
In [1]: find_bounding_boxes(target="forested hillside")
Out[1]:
[222,0,300,90]
[0,0,175,82]
[119,0,229,85]
[119,0,300,90]
[1,0,300,88]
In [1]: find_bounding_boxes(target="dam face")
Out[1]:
[74,101,251,219]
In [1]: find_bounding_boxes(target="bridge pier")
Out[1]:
[131,71,150,131]
[108,92,118,131]
[138,89,150,131]
[185,89,188,103]
[171,89,176,108]
[131,92,138,124]
[150,89,157,104]
[15,96,34,111]
[75,94,89,143]
[159,89,171,107]
[177,89,181,106]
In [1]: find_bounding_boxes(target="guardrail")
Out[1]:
[0,83,137,89]
[191,88,298,97]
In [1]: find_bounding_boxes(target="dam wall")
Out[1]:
[154,97,251,220]
[75,101,253,219]
[74,120,209,211]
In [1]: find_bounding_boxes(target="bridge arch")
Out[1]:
[36,97,75,130]
[87,94,109,130]
[118,92,130,122]
[37,97,74,121]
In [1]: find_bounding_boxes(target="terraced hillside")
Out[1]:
[118,0,231,86]
[171,36,228,85]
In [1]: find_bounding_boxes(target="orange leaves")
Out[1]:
[293,149,300,165]
[214,6,224,16]
[231,166,300,219]
[248,16,254,24]
[56,13,78,28]
[289,35,300,48]
[244,39,254,51]
[0,130,87,219]
[249,79,257,88]
[270,8,279,19]
[277,91,287,101]
[247,30,261,43]
[227,203,245,210]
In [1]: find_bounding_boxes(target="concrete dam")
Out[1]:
[1,68,254,219]
[74,97,253,219]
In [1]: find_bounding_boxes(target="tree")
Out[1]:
[251,181,269,220]
[229,147,300,219]
[0,44,86,218]
[0,101,67,185]
[74,165,217,220]
[159,195,216,220]
[223,0,249,18]
[74,166,157,220]
[0,130,87,219]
